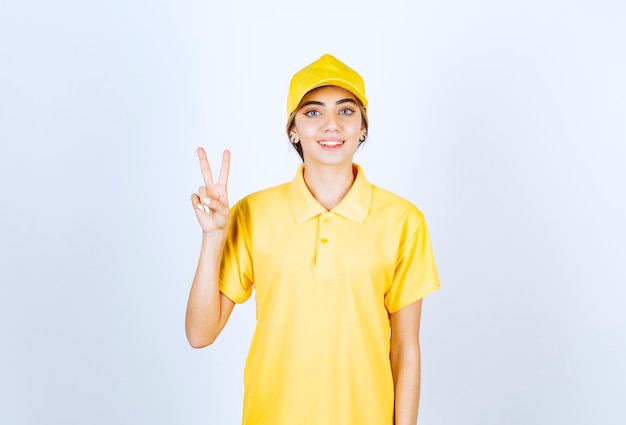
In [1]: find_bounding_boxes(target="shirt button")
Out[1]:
[323,218,331,223]
[320,238,328,244]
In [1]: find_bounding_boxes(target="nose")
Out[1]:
[322,113,339,132]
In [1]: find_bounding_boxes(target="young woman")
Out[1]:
[186,54,440,425]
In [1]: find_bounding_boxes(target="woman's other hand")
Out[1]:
[191,147,231,234]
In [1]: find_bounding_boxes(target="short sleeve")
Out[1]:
[219,202,254,304]
[384,212,440,313]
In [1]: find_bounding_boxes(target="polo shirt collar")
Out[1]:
[290,163,372,224]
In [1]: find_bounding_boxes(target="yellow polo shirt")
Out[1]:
[219,164,440,425]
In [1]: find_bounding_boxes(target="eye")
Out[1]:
[304,110,321,117]
[339,108,356,116]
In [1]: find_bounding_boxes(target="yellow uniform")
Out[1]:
[220,164,440,425]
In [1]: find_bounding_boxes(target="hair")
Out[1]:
[287,97,369,162]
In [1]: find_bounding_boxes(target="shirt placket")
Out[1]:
[314,212,337,274]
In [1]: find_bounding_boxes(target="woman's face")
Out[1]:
[290,85,366,168]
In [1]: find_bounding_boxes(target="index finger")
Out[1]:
[217,150,231,186]
[197,147,214,186]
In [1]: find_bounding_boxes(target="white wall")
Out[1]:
[1,0,624,424]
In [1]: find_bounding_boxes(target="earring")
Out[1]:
[289,133,299,144]
[359,131,368,143]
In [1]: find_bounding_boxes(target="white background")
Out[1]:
[1,0,624,424]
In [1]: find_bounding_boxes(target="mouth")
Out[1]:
[318,140,344,149]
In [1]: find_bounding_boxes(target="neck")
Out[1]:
[302,163,356,211]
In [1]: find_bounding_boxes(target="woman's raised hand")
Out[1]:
[191,147,231,234]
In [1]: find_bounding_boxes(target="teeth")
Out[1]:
[319,141,342,146]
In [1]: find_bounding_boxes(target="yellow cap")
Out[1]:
[286,54,368,127]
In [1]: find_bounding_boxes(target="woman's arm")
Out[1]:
[390,299,423,425]
[185,148,236,348]
[185,232,235,347]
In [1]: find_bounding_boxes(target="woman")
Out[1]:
[186,54,440,425]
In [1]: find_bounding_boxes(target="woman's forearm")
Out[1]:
[390,300,424,424]
[391,343,421,425]
[185,231,229,347]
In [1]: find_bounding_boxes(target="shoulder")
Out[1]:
[370,185,425,223]
[231,182,291,217]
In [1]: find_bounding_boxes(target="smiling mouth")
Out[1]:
[318,140,344,147]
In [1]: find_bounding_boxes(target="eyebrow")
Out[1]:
[301,98,358,107]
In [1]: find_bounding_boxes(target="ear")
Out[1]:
[289,128,299,144]
[360,122,368,140]
[359,129,368,144]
